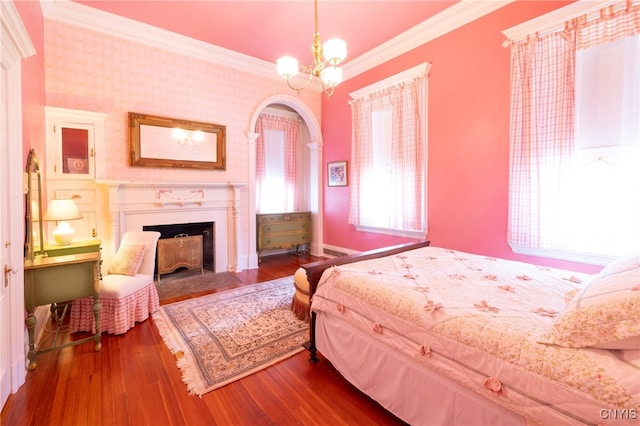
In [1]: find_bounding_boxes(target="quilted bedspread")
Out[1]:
[311,246,640,425]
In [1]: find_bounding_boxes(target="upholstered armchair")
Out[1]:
[70,231,161,335]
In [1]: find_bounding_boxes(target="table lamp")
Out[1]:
[44,198,82,245]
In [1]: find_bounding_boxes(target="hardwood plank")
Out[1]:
[2,253,407,426]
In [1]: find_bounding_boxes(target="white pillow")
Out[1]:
[539,264,640,350]
[108,244,146,276]
[599,251,640,276]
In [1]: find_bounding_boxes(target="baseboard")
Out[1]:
[322,244,358,258]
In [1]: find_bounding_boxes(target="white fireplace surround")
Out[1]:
[101,181,248,273]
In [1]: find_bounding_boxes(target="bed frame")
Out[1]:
[300,240,431,363]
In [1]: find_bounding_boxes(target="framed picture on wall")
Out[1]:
[328,161,348,187]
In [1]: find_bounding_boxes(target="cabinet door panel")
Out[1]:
[46,107,107,181]
[72,212,97,241]
[50,122,95,179]
[48,185,98,241]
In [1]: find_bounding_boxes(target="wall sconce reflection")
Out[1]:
[172,128,204,146]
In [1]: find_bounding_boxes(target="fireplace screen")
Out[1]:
[143,222,214,273]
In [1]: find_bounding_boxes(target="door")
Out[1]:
[0,39,13,410]
[1,1,36,409]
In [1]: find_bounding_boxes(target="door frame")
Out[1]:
[1,0,36,409]
[246,95,323,270]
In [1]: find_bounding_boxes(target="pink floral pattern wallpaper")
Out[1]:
[44,20,320,184]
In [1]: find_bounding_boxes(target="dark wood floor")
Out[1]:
[2,253,406,426]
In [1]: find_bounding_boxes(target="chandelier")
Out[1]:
[276,0,347,97]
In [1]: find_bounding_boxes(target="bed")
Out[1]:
[299,241,640,425]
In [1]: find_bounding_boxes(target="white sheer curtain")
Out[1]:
[255,113,300,213]
[349,77,424,231]
[508,2,640,258]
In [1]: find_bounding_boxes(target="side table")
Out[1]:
[24,249,102,370]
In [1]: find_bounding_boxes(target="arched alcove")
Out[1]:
[245,95,323,269]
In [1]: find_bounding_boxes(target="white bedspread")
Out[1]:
[311,247,640,425]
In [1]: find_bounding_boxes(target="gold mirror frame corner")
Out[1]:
[128,112,226,170]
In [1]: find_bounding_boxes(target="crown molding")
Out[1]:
[40,0,276,77]
[343,0,515,80]
[41,0,513,83]
[3,0,37,60]
[502,0,633,44]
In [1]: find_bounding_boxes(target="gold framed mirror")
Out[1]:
[129,112,226,170]
[25,148,45,261]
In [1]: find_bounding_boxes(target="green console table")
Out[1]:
[42,239,102,257]
[24,251,102,370]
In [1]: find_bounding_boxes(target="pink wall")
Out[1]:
[15,1,46,164]
[322,1,600,273]
[36,2,601,273]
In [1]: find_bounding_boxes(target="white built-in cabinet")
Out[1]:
[45,107,108,243]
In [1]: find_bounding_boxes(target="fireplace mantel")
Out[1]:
[98,180,249,272]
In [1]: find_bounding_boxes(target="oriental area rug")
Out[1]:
[152,277,309,396]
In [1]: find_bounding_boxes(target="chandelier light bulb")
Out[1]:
[323,38,347,65]
[275,0,346,96]
[321,66,343,87]
[277,56,299,78]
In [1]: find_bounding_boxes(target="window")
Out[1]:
[259,129,286,213]
[507,2,640,264]
[348,63,430,237]
[569,35,640,257]
[255,112,301,213]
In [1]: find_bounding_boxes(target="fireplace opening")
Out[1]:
[143,221,214,274]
